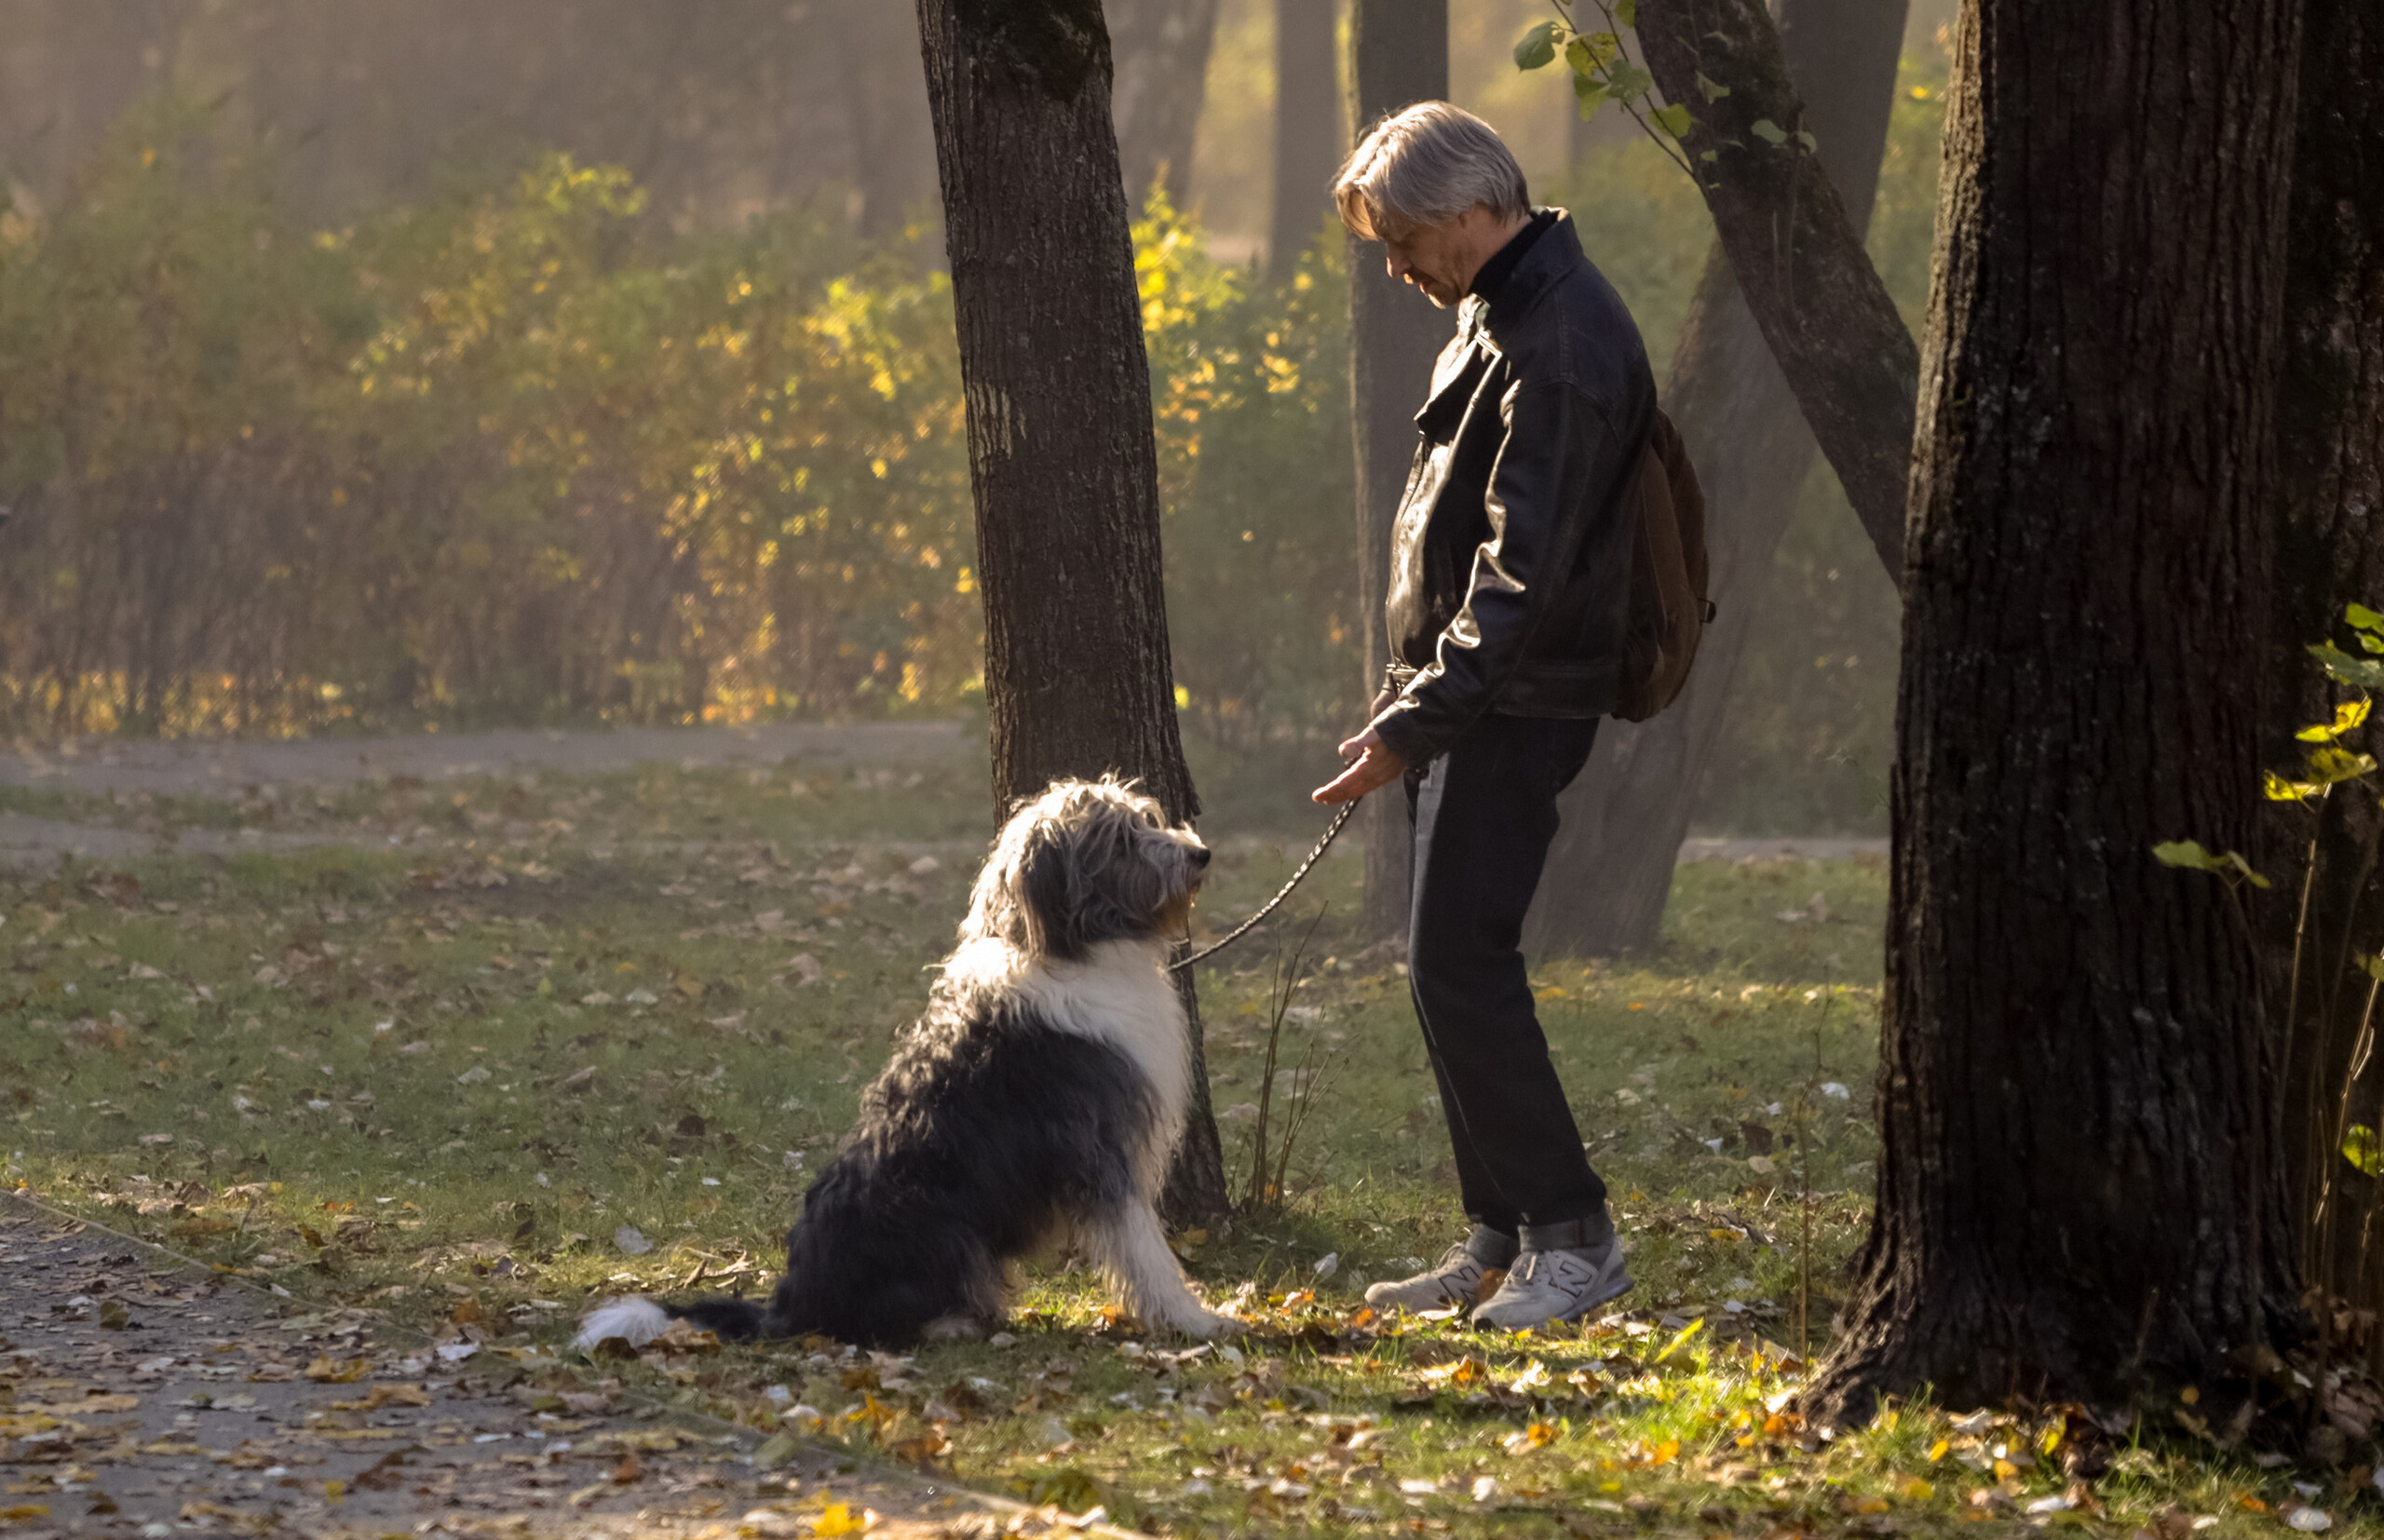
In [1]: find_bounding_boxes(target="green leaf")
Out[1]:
[1573,75,1610,120]
[2152,840,2271,888]
[2347,1125,2384,1178]
[1749,118,1789,146]
[1616,0,1636,26]
[2311,642,2384,689]
[1649,102,1693,138]
[1695,71,1731,102]
[1699,149,1720,162]
[1795,129,1819,153]
[2349,602,2384,631]
[1514,20,1560,71]
[2296,697,2372,742]
[1604,61,1655,102]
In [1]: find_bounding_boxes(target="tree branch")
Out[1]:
[1636,0,1918,586]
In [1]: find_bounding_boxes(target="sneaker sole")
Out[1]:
[1471,1270,1634,1331]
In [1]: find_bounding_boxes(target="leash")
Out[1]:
[1171,800,1360,972]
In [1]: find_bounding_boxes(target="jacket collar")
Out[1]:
[1460,209,1583,344]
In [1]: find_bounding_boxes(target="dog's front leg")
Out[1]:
[1081,1201,1229,1338]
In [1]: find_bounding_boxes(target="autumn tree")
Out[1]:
[1524,0,1907,956]
[2266,0,2384,1303]
[1106,0,1224,205]
[1808,0,2302,1416]
[1346,0,1451,940]
[913,0,1228,1220]
[1268,0,1342,279]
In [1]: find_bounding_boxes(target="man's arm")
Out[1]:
[1367,379,1624,766]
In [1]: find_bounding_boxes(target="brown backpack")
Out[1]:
[1613,408,1714,723]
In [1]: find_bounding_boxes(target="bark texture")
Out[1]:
[914,0,1227,1221]
[1268,0,1343,278]
[1524,0,1904,958]
[1106,0,1224,206]
[2266,0,2384,1306]
[1810,0,2302,1421]
[1637,0,1917,581]
[1346,0,1451,942]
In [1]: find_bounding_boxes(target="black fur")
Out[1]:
[664,996,1160,1346]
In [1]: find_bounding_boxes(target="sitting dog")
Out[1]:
[575,777,1231,1350]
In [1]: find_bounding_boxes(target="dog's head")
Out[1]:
[963,777,1209,963]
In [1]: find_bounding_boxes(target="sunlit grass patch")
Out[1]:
[6,769,2360,1536]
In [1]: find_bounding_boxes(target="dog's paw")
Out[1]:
[573,1296,674,1351]
[921,1313,986,1341]
[1169,1309,1237,1340]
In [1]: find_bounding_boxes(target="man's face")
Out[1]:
[1380,204,1505,309]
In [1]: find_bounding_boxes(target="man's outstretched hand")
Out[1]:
[1313,727,1407,805]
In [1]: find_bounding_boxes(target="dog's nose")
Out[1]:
[1190,844,1212,870]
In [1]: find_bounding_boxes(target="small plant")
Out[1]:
[1239,909,1340,1215]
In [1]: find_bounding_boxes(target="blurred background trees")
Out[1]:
[0,0,1955,844]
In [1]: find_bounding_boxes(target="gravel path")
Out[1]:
[0,1196,1123,1539]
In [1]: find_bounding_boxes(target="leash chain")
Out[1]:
[1170,799,1360,973]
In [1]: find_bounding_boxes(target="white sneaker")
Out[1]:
[1363,1242,1497,1312]
[1470,1243,1632,1330]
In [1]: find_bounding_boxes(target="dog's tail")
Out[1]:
[670,1295,778,1341]
[572,1292,800,1351]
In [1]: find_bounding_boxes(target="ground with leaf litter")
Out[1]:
[3,729,2377,1538]
[0,1195,1107,1538]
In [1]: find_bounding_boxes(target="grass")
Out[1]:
[0,757,2363,1537]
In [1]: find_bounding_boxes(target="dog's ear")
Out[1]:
[1017,834,1077,961]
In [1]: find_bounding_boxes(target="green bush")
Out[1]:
[0,101,1361,750]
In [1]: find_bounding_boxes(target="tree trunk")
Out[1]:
[914,0,1228,1223]
[1809,0,2301,1421]
[1347,0,1450,943]
[837,0,941,242]
[1267,0,1342,279]
[2266,0,2384,1317]
[1106,0,1224,208]
[1636,0,1917,583]
[1524,0,1904,959]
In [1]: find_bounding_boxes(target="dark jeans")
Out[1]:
[1405,712,1608,1247]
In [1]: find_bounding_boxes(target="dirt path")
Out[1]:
[0,725,1884,872]
[1,725,971,799]
[0,1196,1121,1540]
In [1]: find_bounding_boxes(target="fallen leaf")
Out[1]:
[1502,1421,1557,1455]
[615,1225,654,1255]
[812,1502,866,1537]
[303,1356,370,1384]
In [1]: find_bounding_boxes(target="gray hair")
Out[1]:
[1334,101,1529,240]
[959,777,1207,963]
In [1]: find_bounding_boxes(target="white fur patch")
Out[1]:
[942,935,1189,1184]
[573,1296,673,1350]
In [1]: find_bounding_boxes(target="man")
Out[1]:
[1313,101,1651,1331]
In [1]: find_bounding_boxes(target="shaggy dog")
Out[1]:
[574,777,1230,1350]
